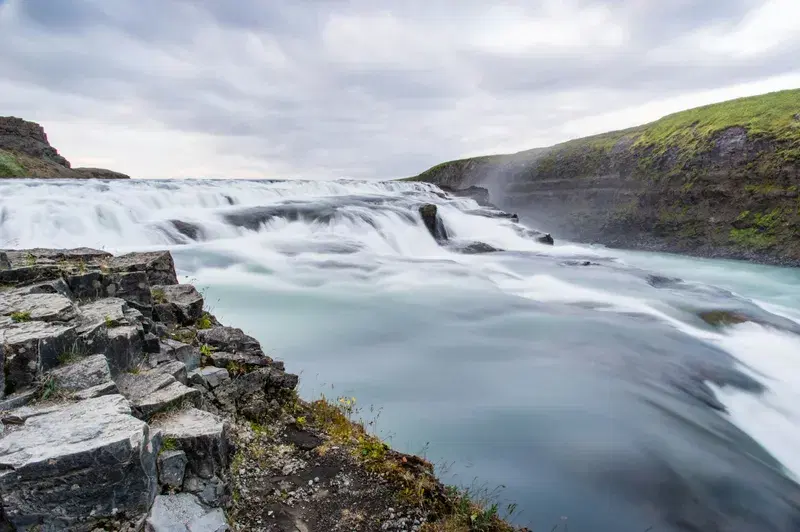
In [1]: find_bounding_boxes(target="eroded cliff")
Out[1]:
[406,89,800,265]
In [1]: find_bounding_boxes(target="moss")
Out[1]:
[10,311,32,323]
[0,149,25,177]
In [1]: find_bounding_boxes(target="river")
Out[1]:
[2,177,799,531]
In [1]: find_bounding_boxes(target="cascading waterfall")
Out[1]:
[2,177,800,531]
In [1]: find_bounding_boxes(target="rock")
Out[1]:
[449,241,503,254]
[213,367,298,417]
[464,208,518,222]
[0,252,9,270]
[207,351,271,372]
[109,251,179,286]
[0,289,77,322]
[513,226,555,245]
[440,185,492,206]
[188,367,231,390]
[0,389,36,411]
[67,270,152,313]
[73,381,118,400]
[418,204,448,241]
[284,424,323,451]
[197,476,226,506]
[14,277,72,299]
[538,233,555,245]
[0,395,158,529]
[160,339,201,371]
[153,361,189,384]
[77,297,128,330]
[0,116,71,167]
[197,326,266,359]
[144,332,161,353]
[0,321,76,392]
[145,493,228,532]
[116,369,201,419]
[151,408,229,480]
[158,450,189,489]
[699,310,752,327]
[105,325,145,376]
[152,284,204,326]
[47,353,113,392]
[0,264,63,287]
[170,220,205,241]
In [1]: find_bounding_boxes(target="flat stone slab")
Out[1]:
[159,339,200,371]
[196,326,266,359]
[117,368,200,419]
[76,297,128,335]
[151,408,229,480]
[146,493,228,532]
[0,395,158,529]
[188,367,230,389]
[48,353,113,392]
[0,289,77,322]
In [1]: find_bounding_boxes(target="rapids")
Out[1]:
[2,177,800,531]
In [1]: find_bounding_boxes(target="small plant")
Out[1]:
[104,315,114,328]
[151,288,167,304]
[77,258,87,273]
[10,311,31,323]
[161,437,178,452]
[196,312,213,330]
[296,415,307,427]
[199,343,217,357]
[128,366,142,375]
[24,252,35,266]
[226,361,246,377]
[58,344,84,365]
[39,376,59,401]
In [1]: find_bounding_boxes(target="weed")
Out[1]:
[296,415,307,427]
[77,259,87,273]
[58,344,85,365]
[199,343,217,357]
[196,312,213,330]
[10,311,31,323]
[161,437,178,452]
[39,376,59,401]
[151,288,167,304]
[104,315,114,328]
[226,361,247,377]
[24,252,35,266]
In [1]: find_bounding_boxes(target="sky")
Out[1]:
[1,0,799,180]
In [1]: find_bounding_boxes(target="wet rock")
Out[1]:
[0,290,77,322]
[418,204,448,241]
[152,284,203,326]
[151,408,230,480]
[158,450,189,489]
[47,353,113,393]
[0,395,158,530]
[117,369,201,420]
[146,493,228,532]
[513,226,555,245]
[698,310,752,327]
[170,220,205,241]
[109,251,179,286]
[449,241,503,254]
[0,321,76,392]
[189,367,231,390]
[464,208,518,222]
[440,185,492,206]
[197,326,266,359]
[105,324,145,376]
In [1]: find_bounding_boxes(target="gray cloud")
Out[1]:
[0,0,798,179]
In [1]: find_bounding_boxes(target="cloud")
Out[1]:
[0,0,798,179]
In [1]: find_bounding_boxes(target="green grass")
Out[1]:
[151,288,167,304]
[10,311,31,323]
[634,88,800,156]
[0,150,25,177]
[196,312,213,330]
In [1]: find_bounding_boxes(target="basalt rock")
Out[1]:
[152,284,203,326]
[109,251,179,286]
[418,203,448,241]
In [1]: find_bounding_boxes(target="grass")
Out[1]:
[0,149,25,177]
[151,288,167,304]
[10,310,32,323]
[634,88,800,157]
[57,344,85,365]
[199,343,217,357]
[161,437,179,452]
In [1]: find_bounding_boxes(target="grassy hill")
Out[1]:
[404,89,800,265]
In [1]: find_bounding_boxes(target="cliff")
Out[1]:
[405,89,800,265]
[0,248,521,531]
[0,116,129,179]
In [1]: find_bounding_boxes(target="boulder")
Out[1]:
[197,326,266,359]
[145,493,228,532]
[14,277,72,299]
[153,360,189,384]
[159,339,201,371]
[144,332,161,353]
[188,367,231,390]
[151,408,229,480]
[213,367,298,417]
[158,450,189,489]
[0,290,77,322]
[74,381,119,400]
[0,264,62,287]
[448,241,503,254]
[152,284,204,326]
[116,369,201,419]
[418,203,448,241]
[67,270,152,313]
[109,251,179,286]
[47,353,113,393]
[0,321,76,392]
[0,395,158,530]
[169,220,205,242]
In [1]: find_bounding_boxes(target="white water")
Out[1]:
[2,178,800,530]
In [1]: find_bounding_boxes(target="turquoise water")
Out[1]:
[3,178,800,531]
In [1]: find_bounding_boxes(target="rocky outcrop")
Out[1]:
[406,89,800,265]
[0,116,130,179]
[0,248,524,532]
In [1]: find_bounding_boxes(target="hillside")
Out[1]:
[0,116,129,179]
[405,89,800,265]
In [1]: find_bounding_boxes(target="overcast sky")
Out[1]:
[1,0,798,179]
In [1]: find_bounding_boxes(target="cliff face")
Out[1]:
[407,89,800,265]
[0,116,129,179]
